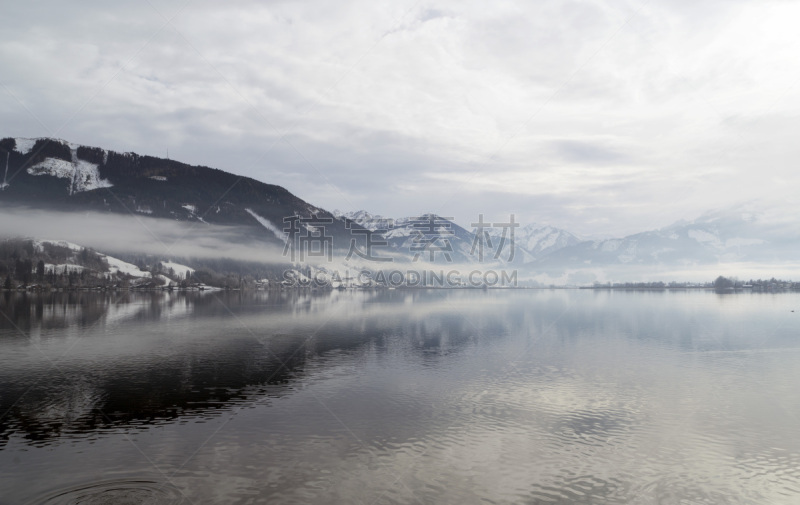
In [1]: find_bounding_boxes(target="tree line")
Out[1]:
[1,238,293,290]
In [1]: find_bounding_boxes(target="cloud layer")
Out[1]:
[3,0,800,236]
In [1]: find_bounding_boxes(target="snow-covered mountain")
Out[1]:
[335,210,582,264]
[518,224,582,256]
[335,210,480,264]
[487,223,581,259]
[333,209,393,231]
[533,202,800,271]
[333,203,799,281]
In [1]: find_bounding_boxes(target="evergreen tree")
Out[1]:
[713,275,734,289]
[36,260,45,282]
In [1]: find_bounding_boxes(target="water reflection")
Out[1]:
[1,289,800,504]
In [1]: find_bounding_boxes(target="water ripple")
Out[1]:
[28,479,185,505]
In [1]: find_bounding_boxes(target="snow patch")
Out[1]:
[14,138,36,155]
[339,210,394,231]
[43,263,86,274]
[384,227,413,238]
[102,254,150,278]
[149,176,167,181]
[28,157,74,179]
[182,204,197,214]
[27,156,113,193]
[73,159,113,192]
[246,209,285,240]
[161,261,194,279]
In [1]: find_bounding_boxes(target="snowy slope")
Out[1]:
[103,254,150,278]
[335,210,395,231]
[161,261,195,279]
[34,240,151,278]
[35,240,196,280]
[246,209,285,240]
[27,147,113,194]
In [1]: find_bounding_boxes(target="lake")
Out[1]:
[1,289,799,504]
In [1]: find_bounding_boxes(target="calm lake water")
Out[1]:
[1,289,799,504]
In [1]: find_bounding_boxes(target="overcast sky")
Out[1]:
[2,0,800,236]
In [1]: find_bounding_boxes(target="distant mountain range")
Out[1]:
[535,205,800,272]
[332,210,582,265]
[2,137,796,281]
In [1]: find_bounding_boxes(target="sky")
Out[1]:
[2,0,800,237]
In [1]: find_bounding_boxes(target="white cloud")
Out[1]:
[0,208,287,264]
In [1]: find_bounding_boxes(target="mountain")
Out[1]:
[0,137,358,249]
[3,137,795,284]
[487,223,581,260]
[335,210,582,265]
[532,202,800,272]
[333,210,479,264]
[0,237,197,288]
[332,209,393,231]
[333,205,795,276]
